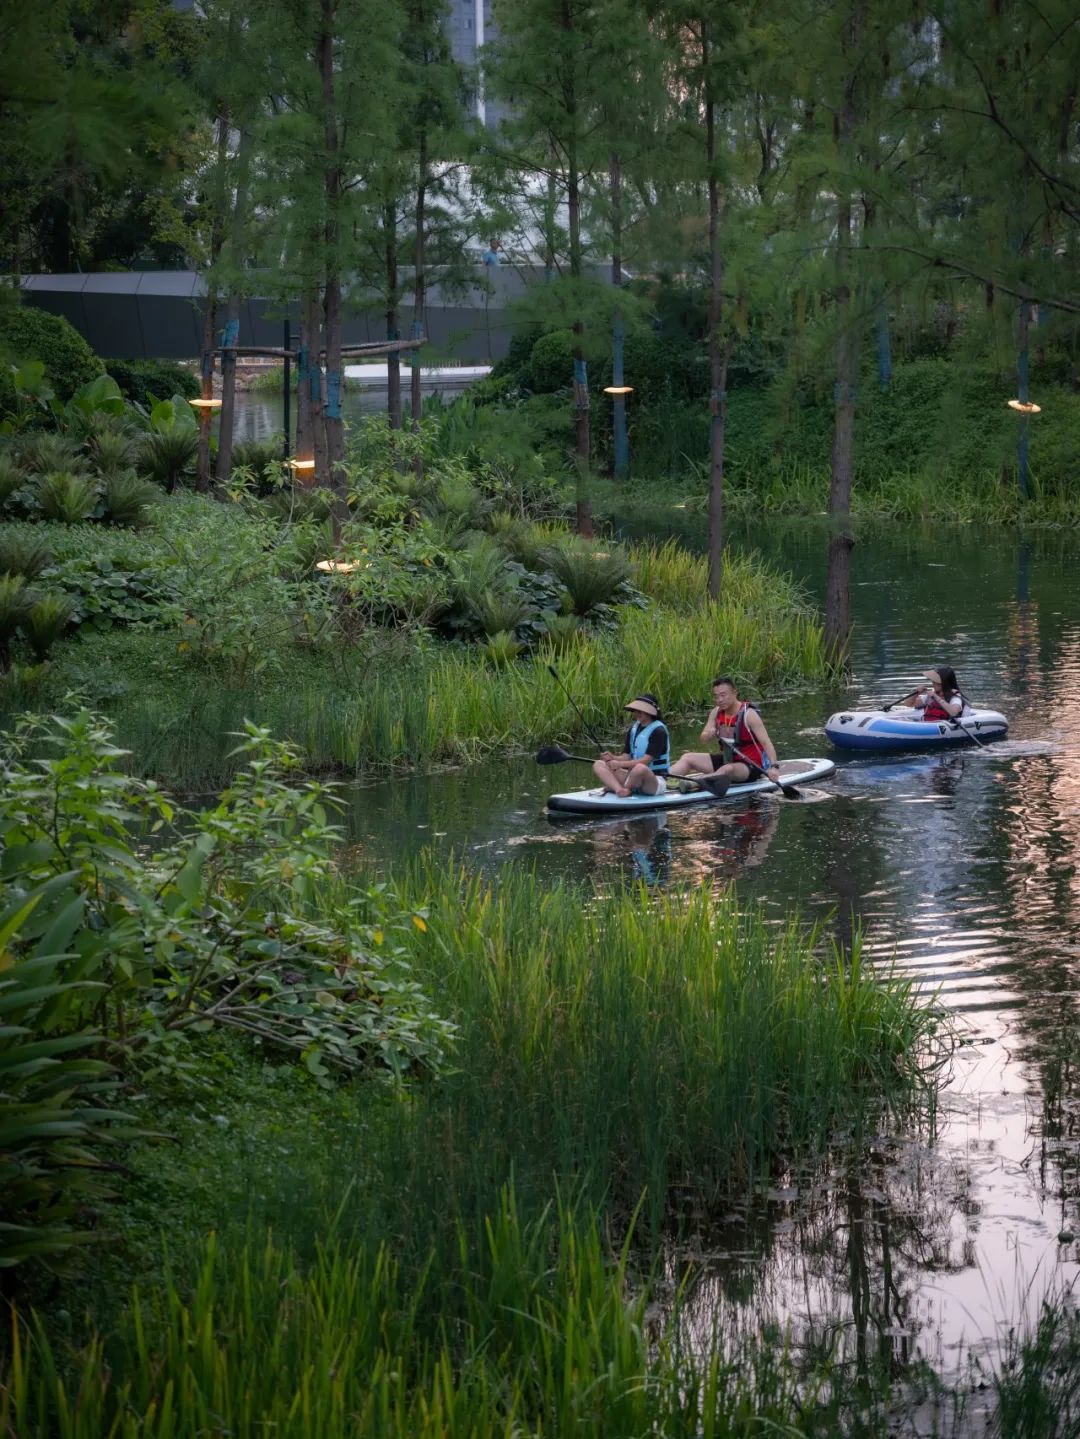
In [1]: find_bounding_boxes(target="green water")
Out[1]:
[340,516,1080,1376]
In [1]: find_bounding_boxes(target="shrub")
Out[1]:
[103,471,159,527]
[470,587,533,638]
[87,425,139,478]
[0,573,35,665]
[526,329,576,393]
[0,305,104,408]
[0,452,22,510]
[14,431,86,477]
[484,629,523,665]
[37,471,100,523]
[24,592,74,660]
[232,436,283,485]
[103,357,198,406]
[0,530,51,579]
[139,427,197,491]
[543,541,632,616]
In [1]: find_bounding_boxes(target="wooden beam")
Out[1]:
[213,337,427,359]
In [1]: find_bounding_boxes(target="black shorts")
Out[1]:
[710,753,726,770]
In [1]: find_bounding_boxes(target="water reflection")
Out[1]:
[340,522,1080,1361]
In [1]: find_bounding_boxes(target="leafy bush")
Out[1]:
[14,430,87,477]
[0,711,456,1088]
[0,452,22,510]
[0,875,132,1271]
[526,328,576,393]
[543,541,632,616]
[0,530,51,579]
[469,586,532,638]
[103,471,159,527]
[0,573,35,665]
[37,470,100,523]
[483,629,523,665]
[139,427,197,491]
[103,357,198,407]
[87,425,139,478]
[44,551,165,629]
[232,435,283,485]
[0,305,104,409]
[24,592,75,659]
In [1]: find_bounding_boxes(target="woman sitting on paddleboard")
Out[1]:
[903,666,966,720]
[592,695,670,798]
[668,676,781,795]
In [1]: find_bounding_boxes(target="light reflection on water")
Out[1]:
[340,522,1080,1370]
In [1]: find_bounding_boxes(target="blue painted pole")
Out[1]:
[612,309,629,480]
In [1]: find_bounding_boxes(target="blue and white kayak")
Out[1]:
[546,757,836,815]
[824,707,1008,752]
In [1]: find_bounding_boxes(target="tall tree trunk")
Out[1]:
[563,14,591,537]
[824,5,862,661]
[704,23,727,600]
[319,0,349,534]
[215,128,254,488]
[385,200,402,430]
[611,149,629,482]
[411,135,427,472]
[196,113,230,494]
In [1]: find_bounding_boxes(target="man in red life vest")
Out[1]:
[668,676,781,794]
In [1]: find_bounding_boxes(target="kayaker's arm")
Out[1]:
[746,709,780,769]
[700,706,719,743]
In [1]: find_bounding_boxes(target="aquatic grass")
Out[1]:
[0,1193,919,1438]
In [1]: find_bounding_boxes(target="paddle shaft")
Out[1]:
[882,689,920,712]
[725,741,799,798]
[546,664,606,751]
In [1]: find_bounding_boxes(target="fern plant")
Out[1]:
[484,629,523,666]
[89,426,139,478]
[14,431,86,477]
[103,471,159,527]
[25,592,75,660]
[0,573,35,666]
[0,530,52,580]
[139,428,197,491]
[0,452,24,512]
[543,542,631,616]
[37,470,100,523]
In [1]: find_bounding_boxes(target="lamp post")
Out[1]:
[603,384,633,480]
[1007,395,1041,500]
[190,397,222,490]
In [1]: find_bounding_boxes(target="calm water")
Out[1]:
[233,384,474,441]
[341,517,1080,1385]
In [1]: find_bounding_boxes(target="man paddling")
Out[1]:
[592,694,670,798]
[669,676,781,795]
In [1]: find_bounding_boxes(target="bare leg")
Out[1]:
[712,762,753,784]
[669,751,715,778]
[592,759,625,795]
[625,762,661,795]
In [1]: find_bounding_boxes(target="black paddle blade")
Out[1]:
[536,745,572,765]
[698,773,732,798]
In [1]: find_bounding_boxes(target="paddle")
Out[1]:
[536,744,598,766]
[948,715,990,749]
[881,689,920,712]
[727,743,802,799]
[547,664,606,751]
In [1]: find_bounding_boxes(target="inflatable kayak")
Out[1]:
[824,707,1008,752]
[546,757,836,815]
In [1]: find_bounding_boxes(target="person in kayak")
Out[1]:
[592,694,670,798]
[904,667,966,720]
[669,676,781,795]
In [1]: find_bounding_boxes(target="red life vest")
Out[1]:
[715,702,767,771]
[922,693,956,722]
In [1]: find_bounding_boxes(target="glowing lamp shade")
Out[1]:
[1007,399,1041,415]
[289,457,317,472]
[603,385,634,396]
[315,558,360,574]
[190,397,222,410]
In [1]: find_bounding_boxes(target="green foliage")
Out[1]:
[0,877,132,1271]
[138,426,197,492]
[104,358,198,407]
[992,1297,1080,1438]
[102,471,159,528]
[23,593,74,661]
[0,307,104,410]
[543,540,632,616]
[526,328,576,393]
[59,374,127,440]
[0,574,35,666]
[13,431,86,477]
[483,629,523,665]
[0,451,22,510]
[231,435,284,485]
[87,425,139,478]
[0,531,51,581]
[36,470,100,524]
[0,711,455,1089]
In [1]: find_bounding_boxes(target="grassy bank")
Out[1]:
[1,838,942,1434]
[1,506,829,788]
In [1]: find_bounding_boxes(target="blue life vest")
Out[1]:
[628,718,670,774]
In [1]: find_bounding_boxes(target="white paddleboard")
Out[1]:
[546,757,836,815]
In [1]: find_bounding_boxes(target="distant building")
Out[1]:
[444,0,506,130]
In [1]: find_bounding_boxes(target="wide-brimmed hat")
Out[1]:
[624,695,659,719]
[923,669,942,685]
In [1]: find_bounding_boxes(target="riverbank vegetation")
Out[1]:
[0,401,829,787]
[1,705,949,1433]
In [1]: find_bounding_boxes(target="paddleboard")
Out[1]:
[546,757,836,815]
[824,707,1008,752]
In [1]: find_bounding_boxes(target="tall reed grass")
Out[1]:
[1,1195,919,1438]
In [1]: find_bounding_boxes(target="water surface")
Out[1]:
[341,518,1080,1378]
